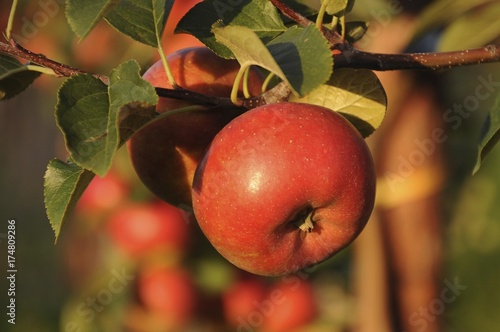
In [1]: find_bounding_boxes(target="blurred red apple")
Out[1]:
[192,102,376,276]
[76,170,129,215]
[260,278,318,332]
[222,277,268,328]
[128,47,264,207]
[106,201,190,257]
[138,265,197,329]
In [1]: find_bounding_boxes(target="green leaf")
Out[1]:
[290,68,386,137]
[105,0,174,47]
[438,2,500,51]
[66,0,173,44]
[214,24,332,97]
[176,0,286,58]
[319,0,355,16]
[213,24,293,92]
[44,159,95,242]
[267,25,333,96]
[0,54,41,100]
[474,95,500,174]
[56,60,157,177]
[106,59,158,164]
[56,74,110,175]
[66,0,120,39]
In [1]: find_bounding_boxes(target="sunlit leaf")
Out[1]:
[214,24,332,97]
[267,25,333,97]
[290,68,386,137]
[317,0,356,17]
[176,0,286,58]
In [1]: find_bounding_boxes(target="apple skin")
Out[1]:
[222,277,268,328]
[138,265,197,329]
[260,278,317,332]
[76,170,129,215]
[106,201,190,257]
[128,47,264,207]
[192,102,376,276]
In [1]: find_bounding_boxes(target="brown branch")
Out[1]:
[268,0,348,49]
[156,82,291,110]
[0,37,289,108]
[269,0,500,70]
[333,44,500,71]
[269,0,310,27]
[0,39,108,83]
[2,30,500,106]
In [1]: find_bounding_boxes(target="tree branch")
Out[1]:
[269,0,500,71]
[0,39,108,83]
[269,0,310,27]
[333,44,500,71]
[156,82,291,109]
[269,0,343,45]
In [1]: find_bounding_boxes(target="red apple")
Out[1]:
[222,277,268,328]
[76,170,129,215]
[138,265,197,329]
[106,201,190,257]
[192,102,376,276]
[128,47,264,207]
[260,278,318,332]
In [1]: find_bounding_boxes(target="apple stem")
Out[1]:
[294,208,314,233]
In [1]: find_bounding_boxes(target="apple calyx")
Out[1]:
[292,207,315,233]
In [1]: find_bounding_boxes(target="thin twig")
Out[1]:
[269,0,310,27]
[0,39,109,84]
[269,0,500,71]
[333,44,500,71]
[269,0,348,49]
[156,81,291,109]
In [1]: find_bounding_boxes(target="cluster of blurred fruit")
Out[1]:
[58,148,350,332]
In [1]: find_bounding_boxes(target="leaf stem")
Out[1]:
[331,16,339,30]
[242,66,251,98]
[5,0,18,40]
[157,43,177,88]
[26,64,58,76]
[340,15,346,41]
[230,64,248,106]
[261,72,275,93]
[315,2,328,30]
